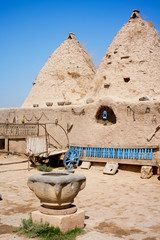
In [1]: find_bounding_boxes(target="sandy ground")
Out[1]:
[0,155,160,240]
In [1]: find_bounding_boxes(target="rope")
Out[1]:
[24,112,49,122]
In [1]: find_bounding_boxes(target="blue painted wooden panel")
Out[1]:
[70,146,153,160]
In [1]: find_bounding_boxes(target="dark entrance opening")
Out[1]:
[0,139,5,150]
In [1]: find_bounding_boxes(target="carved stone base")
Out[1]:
[32,209,85,233]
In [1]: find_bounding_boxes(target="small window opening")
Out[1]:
[121,56,130,59]
[104,83,110,88]
[132,13,138,18]
[67,33,76,40]
[124,77,130,83]
[130,10,140,20]
[106,54,111,59]
[145,107,150,113]
[95,106,116,125]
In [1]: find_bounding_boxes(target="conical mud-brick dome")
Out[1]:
[91,10,160,101]
[22,33,96,107]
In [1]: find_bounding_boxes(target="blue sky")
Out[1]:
[0,0,160,108]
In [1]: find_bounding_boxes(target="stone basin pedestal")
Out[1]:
[32,209,85,233]
[27,171,86,232]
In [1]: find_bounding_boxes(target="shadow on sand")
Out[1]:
[0,159,28,166]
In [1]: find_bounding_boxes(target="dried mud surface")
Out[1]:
[0,156,160,239]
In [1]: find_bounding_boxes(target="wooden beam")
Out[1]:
[5,138,9,152]
[70,144,159,149]
[80,157,158,166]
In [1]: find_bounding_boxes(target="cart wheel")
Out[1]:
[64,149,79,169]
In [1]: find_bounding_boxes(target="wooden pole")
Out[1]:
[5,138,9,154]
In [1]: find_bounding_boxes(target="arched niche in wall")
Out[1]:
[95,105,116,125]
